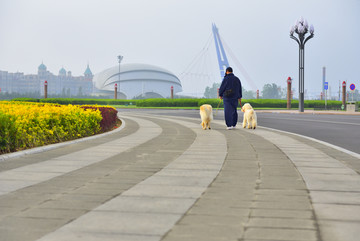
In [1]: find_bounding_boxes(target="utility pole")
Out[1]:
[117,55,123,98]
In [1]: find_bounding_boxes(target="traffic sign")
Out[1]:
[324,82,328,90]
[350,83,355,91]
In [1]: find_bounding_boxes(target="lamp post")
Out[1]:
[114,83,118,100]
[117,55,123,98]
[287,77,292,109]
[290,17,314,112]
[44,80,48,99]
[342,81,346,109]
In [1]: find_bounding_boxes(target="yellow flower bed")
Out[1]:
[0,101,102,154]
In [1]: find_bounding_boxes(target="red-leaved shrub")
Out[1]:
[81,106,118,132]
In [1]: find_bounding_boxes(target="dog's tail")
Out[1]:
[248,109,255,120]
[209,106,213,120]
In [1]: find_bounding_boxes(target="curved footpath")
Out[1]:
[0,111,359,241]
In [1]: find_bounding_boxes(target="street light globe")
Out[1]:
[299,16,304,24]
[290,26,295,35]
[309,24,315,34]
[295,19,299,27]
[304,19,308,29]
[298,25,305,34]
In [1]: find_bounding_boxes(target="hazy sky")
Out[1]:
[1,0,359,97]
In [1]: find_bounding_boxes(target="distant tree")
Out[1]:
[262,83,282,99]
[204,82,221,98]
[0,91,41,100]
[242,87,255,99]
[281,87,287,99]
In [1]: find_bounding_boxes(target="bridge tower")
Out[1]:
[212,23,230,79]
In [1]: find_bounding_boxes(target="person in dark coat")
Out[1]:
[219,67,242,130]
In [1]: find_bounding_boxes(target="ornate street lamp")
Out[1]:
[290,17,314,112]
[117,55,123,98]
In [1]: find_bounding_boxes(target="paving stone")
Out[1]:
[252,200,312,210]
[15,207,87,219]
[96,196,197,214]
[310,190,360,205]
[42,211,181,236]
[244,227,317,241]
[251,208,314,219]
[164,223,244,241]
[0,226,47,241]
[318,220,360,241]
[247,217,316,229]
[38,231,162,241]
[313,203,360,221]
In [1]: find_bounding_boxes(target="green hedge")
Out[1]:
[136,98,344,109]
[136,98,200,107]
[11,97,349,109]
[12,98,137,106]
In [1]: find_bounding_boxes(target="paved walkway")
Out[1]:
[0,111,359,241]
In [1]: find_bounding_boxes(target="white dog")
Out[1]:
[199,104,213,130]
[241,103,257,129]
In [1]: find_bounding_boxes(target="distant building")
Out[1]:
[93,63,182,99]
[0,62,93,96]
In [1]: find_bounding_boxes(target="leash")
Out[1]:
[214,98,222,117]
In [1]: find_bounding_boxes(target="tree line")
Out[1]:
[204,82,286,99]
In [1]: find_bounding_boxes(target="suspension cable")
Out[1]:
[221,37,258,91]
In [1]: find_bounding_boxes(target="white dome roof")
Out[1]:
[93,63,181,88]
[92,63,182,99]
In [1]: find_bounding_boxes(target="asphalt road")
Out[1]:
[119,109,360,154]
[256,112,360,154]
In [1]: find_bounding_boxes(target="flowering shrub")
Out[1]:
[0,101,103,154]
[81,106,118,132]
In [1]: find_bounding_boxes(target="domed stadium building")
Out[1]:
[92,63,182,99]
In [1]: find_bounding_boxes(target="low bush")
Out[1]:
[198,99,224,108]
[137,98,344,109]
[81,106,118,132]
[0,101,118,154]
[0,113,17,153]
[136,98,200,107]
[11,97,40,102]
[12,98,137,106]
[11,97,347,109]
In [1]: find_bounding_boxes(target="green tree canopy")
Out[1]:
[262,83,283,99]
[242,87,255,99]
[204,82,221,98]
